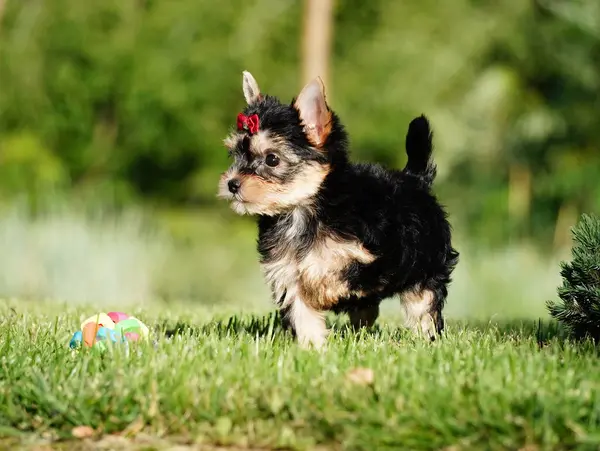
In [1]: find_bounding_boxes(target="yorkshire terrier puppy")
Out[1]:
[218,71,459,348]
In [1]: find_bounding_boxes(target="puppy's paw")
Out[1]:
[420,313,438,341]
[297,328,329,351]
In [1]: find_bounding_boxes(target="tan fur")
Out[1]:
[224,130,298,163]
[318,114,333,149]
[251,131,272,155]
[297,234,374,309]
[219,162,330,216]
[235,175,276,204]
[274,163,329,210]
[262,229,375,309]
[250,131,289,158]
[401,288,438,339]
[302,114,332,149]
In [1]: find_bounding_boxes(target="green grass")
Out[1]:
[1,301,600,451]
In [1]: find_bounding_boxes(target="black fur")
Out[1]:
[403,115,437,187]
[231,92,458,338]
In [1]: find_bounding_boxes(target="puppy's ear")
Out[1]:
[242,70,262,105]
[294,77,332,148]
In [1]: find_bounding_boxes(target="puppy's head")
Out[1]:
[218,71,346,216]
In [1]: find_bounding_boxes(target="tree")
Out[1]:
[547,213,600,340]
[301,0,334,89]
[444,0,600,248]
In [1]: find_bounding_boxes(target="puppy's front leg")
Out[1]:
[284,289,328,349]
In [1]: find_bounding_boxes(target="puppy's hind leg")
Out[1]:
[348,304,380,331]
[400,285,445,340]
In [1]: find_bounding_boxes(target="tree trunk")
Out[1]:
[301,0,334,92]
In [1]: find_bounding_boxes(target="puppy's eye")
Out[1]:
[265,153,280,167]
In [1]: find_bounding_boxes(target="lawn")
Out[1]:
[1,301,599,451]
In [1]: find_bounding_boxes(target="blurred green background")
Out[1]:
[0,0,598,319]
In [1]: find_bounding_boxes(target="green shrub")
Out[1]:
[547,214,600,339]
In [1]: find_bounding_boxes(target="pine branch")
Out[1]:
[547,213,600,340]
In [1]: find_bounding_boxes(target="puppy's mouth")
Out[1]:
[230,197,258,216]
[219,190,247,203]
[231,195,249,204]
[218,192,248,205]
[217,188,254,214]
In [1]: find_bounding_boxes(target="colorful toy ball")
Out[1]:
[107,311,129,323]
[81,313,115,331]
[69,312,150,350]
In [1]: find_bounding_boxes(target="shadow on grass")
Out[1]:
[159,309,291,340]
[158,311,576,348]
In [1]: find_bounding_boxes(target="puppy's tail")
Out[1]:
[403,114,436,187]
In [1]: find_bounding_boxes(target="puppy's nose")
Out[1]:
[228,178,241,194]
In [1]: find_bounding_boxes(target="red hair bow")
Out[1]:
[237,113,260,134]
